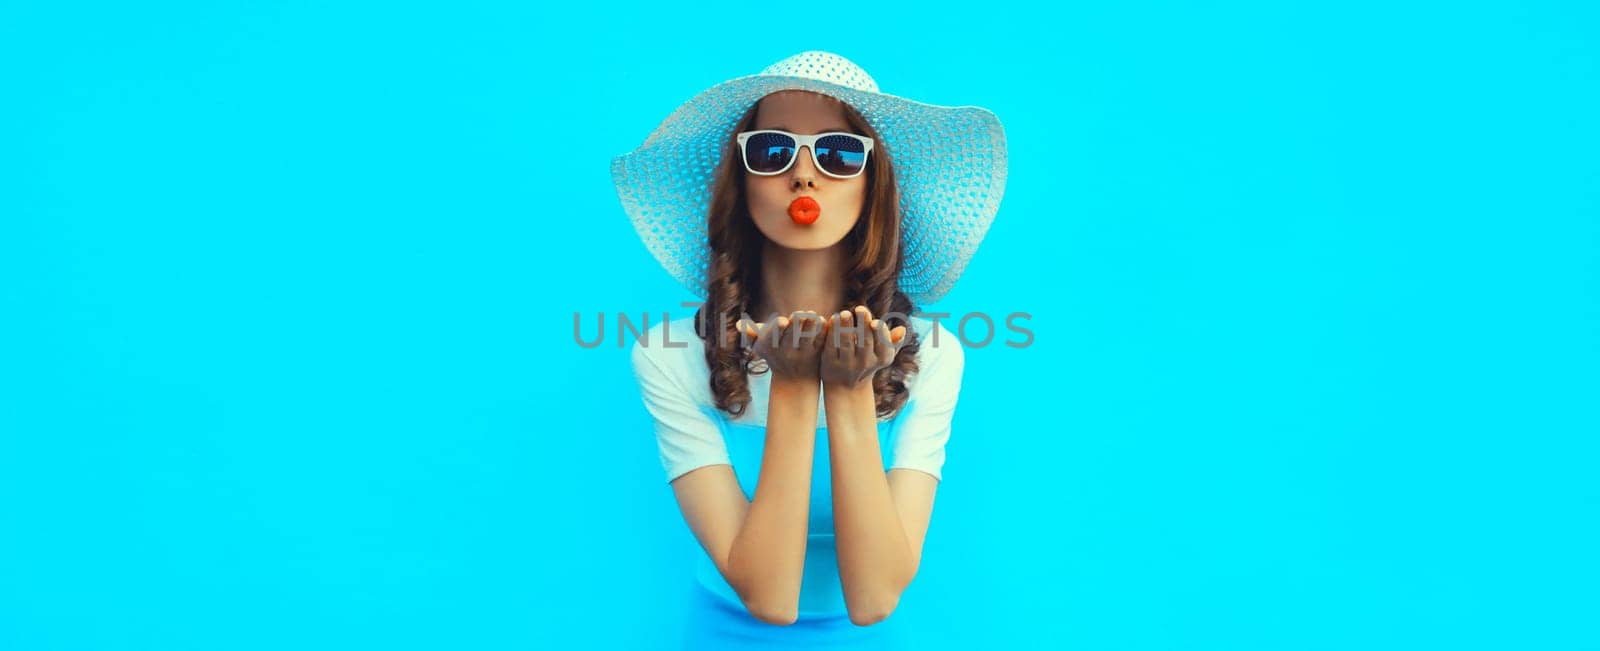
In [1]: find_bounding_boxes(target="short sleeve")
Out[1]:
[889,322,965,481]
[630,339,732,484]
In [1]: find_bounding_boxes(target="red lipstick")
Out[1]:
[788,196,821,225]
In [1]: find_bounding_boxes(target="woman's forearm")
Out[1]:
[725,374,819,625]
[823,381,914,625]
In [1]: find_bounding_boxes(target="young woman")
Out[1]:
[612,51,1007,648]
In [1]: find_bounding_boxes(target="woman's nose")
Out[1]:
[790,145,817,189]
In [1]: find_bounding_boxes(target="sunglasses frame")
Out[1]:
[735,129,876,179]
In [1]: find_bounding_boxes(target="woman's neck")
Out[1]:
[751,239,849,322]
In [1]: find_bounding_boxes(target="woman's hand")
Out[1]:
[738,310,829,382]
[819,305,908,388]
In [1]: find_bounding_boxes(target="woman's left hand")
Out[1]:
[820,305,908,388]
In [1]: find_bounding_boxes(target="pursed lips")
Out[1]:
[787,196,821,225]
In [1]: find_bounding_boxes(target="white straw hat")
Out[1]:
[610,50,1008,305]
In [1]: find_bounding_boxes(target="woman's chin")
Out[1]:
[767,231,847,252]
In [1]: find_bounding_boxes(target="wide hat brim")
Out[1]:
[611,68,1007,306]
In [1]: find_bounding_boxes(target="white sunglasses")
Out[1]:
[735,129,876,179]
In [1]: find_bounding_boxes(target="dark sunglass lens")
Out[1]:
[815,135,868,176]
[745,132,796,173]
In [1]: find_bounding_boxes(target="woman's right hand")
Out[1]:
[738,311,827,382]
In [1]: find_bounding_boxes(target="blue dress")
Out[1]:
[630,316,964,649]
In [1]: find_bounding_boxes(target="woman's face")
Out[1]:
[742,90,867,251]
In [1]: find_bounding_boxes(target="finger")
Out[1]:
[865,319,886,357]
[794,310,823,341]
[857,316,875,358]
[827,314,845,357]
[757,317,781,348]
[889,324,907,345]
[838,309,858,352]
[787,311,812,349]
[804,313,829,351]
[787,311,816,349]
[873,320,894,358]
[781,314,798,349]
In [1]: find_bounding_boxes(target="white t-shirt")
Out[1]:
[628,313,965,616]
[630,314,964,485]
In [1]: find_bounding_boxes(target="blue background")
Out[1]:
[4,1,1597,649]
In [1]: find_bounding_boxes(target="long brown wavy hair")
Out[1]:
[692,93,922,420]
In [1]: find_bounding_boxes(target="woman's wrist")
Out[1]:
[770,372,820,397]
[821,378,874,405]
